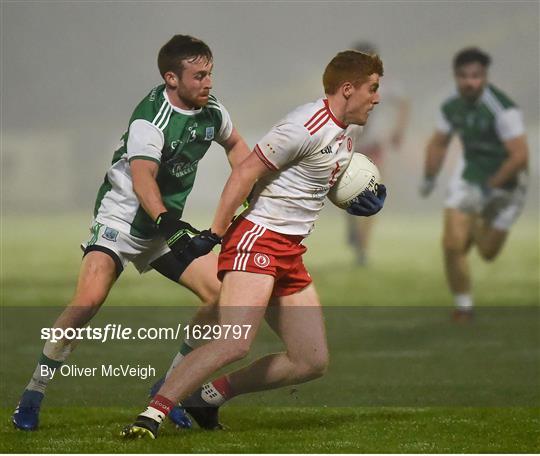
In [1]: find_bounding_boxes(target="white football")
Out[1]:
[327,153,380,209]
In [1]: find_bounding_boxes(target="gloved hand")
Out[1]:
[183,229,222,260]
[419,176,436,197]
[155,212,200,259]
[346,184,387,217]
[481,185,512,213]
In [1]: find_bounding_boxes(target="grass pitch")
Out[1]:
[1,211,539,452]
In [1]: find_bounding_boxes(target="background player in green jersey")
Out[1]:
[420,47,529,321]
[12,34,251,430]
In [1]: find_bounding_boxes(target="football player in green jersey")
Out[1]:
[420,47,529,321]
[12,35,251,430]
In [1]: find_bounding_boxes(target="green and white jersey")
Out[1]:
[94,84,233,239]
[436,84,525,188]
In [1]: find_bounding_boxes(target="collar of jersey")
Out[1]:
[323,99,347,129]
[163,90,203,115]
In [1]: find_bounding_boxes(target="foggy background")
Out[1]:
[2,1,539,220]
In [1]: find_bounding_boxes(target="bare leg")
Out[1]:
[474,219,509,261]
[43,251,118,361]
[226,284,328,394]
[442,208,475,295]
[177,253,221,341]
[156,271,274,403]
[18,251,117,409]
[354,216,376,265]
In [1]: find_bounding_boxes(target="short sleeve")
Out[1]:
[435,108,452,135]
[215,101,233,143]
[495,108,525,141]
[254,122,308,170]
[127,119,165,164]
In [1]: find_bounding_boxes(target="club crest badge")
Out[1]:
[102,227,119,242]
[204,127,215,141]
[254,253,270,269]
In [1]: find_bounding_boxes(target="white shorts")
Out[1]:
[444,175,527,231]
[81,219,170,274]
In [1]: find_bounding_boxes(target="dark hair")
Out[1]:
[158,35,213,78]
[323,50,384,95]
[453,47,491,70]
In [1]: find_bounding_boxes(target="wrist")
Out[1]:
[210,225,225,239]
[155,211,176,239]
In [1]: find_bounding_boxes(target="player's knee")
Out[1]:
[442,237,466,256]
[477,246,498,262]
[297,351,329,380]
[223,340,251,363]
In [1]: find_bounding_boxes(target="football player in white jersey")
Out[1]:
[122,50,387,438]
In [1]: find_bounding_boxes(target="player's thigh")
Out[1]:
[442,208,475,252]
[73,250,118,305]
[476,221,508,260]
[55,251,118,329]
[266,284,328,367]
[177,252,221,305]
[218,271,275,345]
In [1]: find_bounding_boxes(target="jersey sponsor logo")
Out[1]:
[102,227,119,242]
[204,127,215,141]
[170,160,200,178]
[254,253,270,269]
[312,186,327,198]
[347,137,353,152]
[319,145,333,154]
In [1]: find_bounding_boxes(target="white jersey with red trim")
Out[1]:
[243,98,363,236]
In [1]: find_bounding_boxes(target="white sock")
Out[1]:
[200,382,227,407]
[454,293,473,310]
[140,406,166,424]
[26,340,73,393]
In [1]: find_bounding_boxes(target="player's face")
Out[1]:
[173,57,213,109]
[455,62,487,101]
[345,73,380,126]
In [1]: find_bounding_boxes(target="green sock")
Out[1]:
[166,341,194,377]
[26,353,63,394]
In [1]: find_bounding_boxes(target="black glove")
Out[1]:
[183,229,222,260]
[155,212,200,259]
[346,184,387,217]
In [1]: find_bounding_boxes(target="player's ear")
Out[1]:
[164,71,179,88]
[342,82,353,100]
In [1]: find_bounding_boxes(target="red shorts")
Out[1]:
[217,217,312,297]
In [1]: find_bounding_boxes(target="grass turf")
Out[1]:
[1,212,539,452]
[1,406,539,453]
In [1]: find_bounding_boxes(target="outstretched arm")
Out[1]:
[211,151,272,237]
[390,97,411,149]
[219,127,252,169]
[420,130,451,197]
